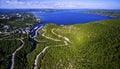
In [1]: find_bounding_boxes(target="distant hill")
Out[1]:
[87,10,120,18]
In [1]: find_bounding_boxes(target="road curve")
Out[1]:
[42,29,61,41]
[33,46,49,69]
[33,28,71,69]
[10,39,24,69]
[52,28,72,43]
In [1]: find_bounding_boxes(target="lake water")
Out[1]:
[33,11,112,25]
[29,23,44,38]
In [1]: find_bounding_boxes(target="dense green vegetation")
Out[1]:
[34,19,120,69]
[14,38,33,69]
[0,39,21,69]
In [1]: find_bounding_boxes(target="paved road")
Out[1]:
[33,46,49,69]
[10,39,24,69]
[33,28,71,69]
[42,29,61,41]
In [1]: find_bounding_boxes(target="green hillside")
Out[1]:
[34,19,120,69]
[0,39,21,69]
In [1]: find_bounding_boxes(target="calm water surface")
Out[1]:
[33,11,112,25]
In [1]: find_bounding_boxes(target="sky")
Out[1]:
[0,0,120,9]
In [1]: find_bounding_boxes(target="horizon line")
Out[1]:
[0,8,120,10]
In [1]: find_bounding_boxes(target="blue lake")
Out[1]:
[33,11,112,25]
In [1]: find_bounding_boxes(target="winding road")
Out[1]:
[52,28,71,43]
[10,39,24,69]
[33,28,71,69]
[42,29,61,41]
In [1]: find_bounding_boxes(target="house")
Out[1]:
[3,25,9,33]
